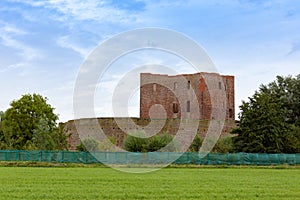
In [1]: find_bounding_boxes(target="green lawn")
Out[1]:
[0,167,299,199]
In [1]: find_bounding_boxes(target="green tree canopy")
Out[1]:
[1,94,66,150]
[232,75,300,153]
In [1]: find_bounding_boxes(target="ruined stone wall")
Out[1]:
[64,118,236,150]
[140,72,235,120]
[64,72,235,150]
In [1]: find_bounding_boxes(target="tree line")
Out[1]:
[1,74,299,153]
[232,74,300,153]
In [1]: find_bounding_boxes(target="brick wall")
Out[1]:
[64,118,235,150]
[140,72,235,120]
[64,72,235,150]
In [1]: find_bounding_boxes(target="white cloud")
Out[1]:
[56,35,91,57]
[10,0,142,24]
[0,23,38,72]
[0,63,25,73]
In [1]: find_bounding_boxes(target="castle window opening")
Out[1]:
[140,72,234,120]
[187,101,190,112]
[153,83,156,92]
[173,102,179,113]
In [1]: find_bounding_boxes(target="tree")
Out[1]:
[0,111,6,149]
[1,94,64,150]
[261,75,300,126]
[31,118,68,150]
[232,75,300,153]
[188,135,202,152]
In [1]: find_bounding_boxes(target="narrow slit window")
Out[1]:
[218,82,222,89]
[187,101,190,112]
[173,103,179,113]
[187,81,190,89]
[174,82,177,90]
[153,83,156,92]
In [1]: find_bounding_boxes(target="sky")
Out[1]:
[0,0,299,122]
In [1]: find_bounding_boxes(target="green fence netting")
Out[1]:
[0,150,299,165]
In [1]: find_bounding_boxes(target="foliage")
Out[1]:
[96,136,121,152]
[123,132,176,152]
[212,136,234,153]
[0,111,5,149]
[188,135,203,152]
[0,111,3,122]
[284,125,300,153]
[31,118,68,150]
[1,94,65,150]
[76,137,100,151]
[232,75,300,153]
[146,133,175,152]
[123,132,148,152]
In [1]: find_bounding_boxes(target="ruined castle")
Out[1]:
[140,72,235,120]
[64,72,235,150]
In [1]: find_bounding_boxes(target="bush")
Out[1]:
[123,132,148,152]
[146,133,175,152]
[76,137,99,151]
[189,135,203,152]
[123,132,176,152]
[212,136,234,153]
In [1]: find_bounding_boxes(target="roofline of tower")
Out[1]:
[140,72,234,78]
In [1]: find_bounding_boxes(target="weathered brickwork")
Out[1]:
[64,118,236,150]
[64,72,235,150]
[140,72,235,120]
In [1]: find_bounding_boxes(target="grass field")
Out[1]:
[0,166,299,199]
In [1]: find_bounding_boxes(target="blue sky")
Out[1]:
[0,0,299,122]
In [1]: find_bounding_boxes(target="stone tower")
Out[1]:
[140,72,235,120]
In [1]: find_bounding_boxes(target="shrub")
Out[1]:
[189,135,203,152]
[123,132,176,152]
[212,136,234,153]
[76,137,99,151]
[123,132,148,152]
[146,133,175,152]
